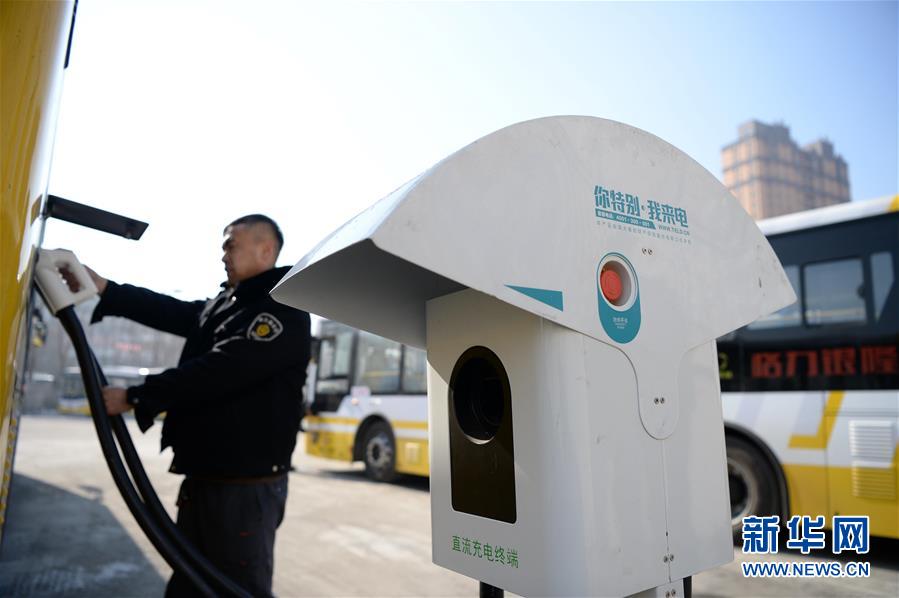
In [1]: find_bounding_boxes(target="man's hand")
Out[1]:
[58,262,108,295]
[85,266,108,294]
[103,386,131,416]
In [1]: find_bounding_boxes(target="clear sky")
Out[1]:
[45,0,898,301]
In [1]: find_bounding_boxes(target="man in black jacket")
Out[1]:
[91,214,310,597]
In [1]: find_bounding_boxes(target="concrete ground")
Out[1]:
[1,415,897,597]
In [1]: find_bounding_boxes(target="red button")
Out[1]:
[600,269,623,302]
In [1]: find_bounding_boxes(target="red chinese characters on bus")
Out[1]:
[751,352,783,378]
[821,348,856,376]
[786,350,820,377]
[750,345,897,379]
[861,345,899,375]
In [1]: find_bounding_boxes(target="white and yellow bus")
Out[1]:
[303,320,429,482]
[719,194,898,539]
[57,365,163,415]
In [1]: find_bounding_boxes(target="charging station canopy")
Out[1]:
[272,116,794,354]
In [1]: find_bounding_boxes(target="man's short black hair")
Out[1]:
[226,214,284,251]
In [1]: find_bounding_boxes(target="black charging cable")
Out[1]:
[58,305,252,598]
[86,349,252,598]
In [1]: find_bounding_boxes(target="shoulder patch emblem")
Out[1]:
[247,312,283,342]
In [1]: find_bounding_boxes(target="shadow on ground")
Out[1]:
[0,474,166,597]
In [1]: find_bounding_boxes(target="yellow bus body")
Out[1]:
[0,0,75,540]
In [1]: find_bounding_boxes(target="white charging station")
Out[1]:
[272,116,795,597]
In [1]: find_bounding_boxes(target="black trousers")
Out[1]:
[164,475,288,598]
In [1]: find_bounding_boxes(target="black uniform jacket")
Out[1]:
[91,266,311,478]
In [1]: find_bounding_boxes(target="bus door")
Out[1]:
[311,329,354,414]
[740,259,831,520]
[305,328,355,461]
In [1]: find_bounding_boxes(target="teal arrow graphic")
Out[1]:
[505,285,564,311]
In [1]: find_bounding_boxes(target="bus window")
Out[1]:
[748,265,801,329]
[315,332,353,402]
[333,331,353,376]
[318,332,353,379]
[871,251,895,322]
[804,258,867,325]
[355,331,401,393]
[402,346,428,394]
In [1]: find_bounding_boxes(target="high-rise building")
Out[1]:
[721,120,850,219]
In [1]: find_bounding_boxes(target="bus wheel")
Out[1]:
[727,436,779,540]
[362,421,398,482]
